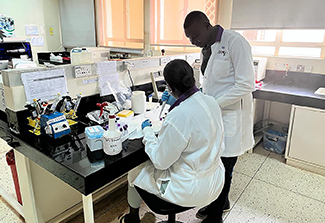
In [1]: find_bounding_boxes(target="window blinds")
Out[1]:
[231,0,325,30]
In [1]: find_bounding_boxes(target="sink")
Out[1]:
[314,87,325,96]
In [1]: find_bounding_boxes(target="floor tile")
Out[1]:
[0,197,24,223]
[255,152,325,203]
[0,138,11,155]
[94,184,128,218]
[95,198,129,223]
[224,178,325,223]
[228,172,252,206]
[234,143,270,177]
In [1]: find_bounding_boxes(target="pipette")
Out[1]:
[159,87,169,119]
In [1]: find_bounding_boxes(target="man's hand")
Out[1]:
[141,119,152,130]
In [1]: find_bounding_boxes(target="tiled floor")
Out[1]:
[1,142,325,223]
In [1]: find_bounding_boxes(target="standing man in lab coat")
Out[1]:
[183,11,255,223]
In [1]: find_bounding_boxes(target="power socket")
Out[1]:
[305,65,312,73]
[74,65,92,78]
[160,57,170,66]
[296,65,305,72]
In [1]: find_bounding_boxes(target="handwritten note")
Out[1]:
[21,69,68,101]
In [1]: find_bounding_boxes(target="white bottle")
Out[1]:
[103,115,122,155]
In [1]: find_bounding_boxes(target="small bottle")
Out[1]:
[148,94,153,110]
[103,115,122,155]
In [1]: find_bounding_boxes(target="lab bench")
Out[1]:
[253,71,325,176]
[0,118,148,223]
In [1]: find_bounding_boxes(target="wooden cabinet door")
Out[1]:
[288,106,325,166]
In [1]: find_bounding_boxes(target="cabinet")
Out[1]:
[285,105,325,175]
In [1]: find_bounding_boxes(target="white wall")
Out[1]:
[1,0,62,62]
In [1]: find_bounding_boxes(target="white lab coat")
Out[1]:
[202,29,255,157]
[128,92,225,207]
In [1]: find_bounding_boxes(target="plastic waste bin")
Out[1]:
[263,128,287,154]
[5,149,22,204]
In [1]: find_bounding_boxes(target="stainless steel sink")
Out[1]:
[314,87,325,96]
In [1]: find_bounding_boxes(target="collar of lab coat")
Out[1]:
[169,86,200,112]
[215,25,224,42]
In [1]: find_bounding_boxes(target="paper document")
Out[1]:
[97,61,120,96]
[21,69,68,101]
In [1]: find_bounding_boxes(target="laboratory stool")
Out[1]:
[135,186,193,223]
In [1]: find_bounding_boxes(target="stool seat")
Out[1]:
[135,186,193,223]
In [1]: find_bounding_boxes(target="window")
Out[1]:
[96,0,144,49]
[238,30,325,59]
[150,0,218,50]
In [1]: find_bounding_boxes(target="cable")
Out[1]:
[126,69,135,90]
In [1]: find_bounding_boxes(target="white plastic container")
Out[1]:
[85,125,105,162]
[85,125,104,150]
[103,115,122,155]
[131,91,146,114]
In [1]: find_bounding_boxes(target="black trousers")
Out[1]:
[206,156,238,221]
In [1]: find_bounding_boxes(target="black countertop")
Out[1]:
[253,71,325,109]
[0,119,148,195]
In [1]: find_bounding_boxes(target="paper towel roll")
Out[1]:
[131,91,146,114]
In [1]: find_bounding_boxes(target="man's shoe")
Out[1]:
[196,200,231,219]
[223,198,231,213]
[196,206,208,220]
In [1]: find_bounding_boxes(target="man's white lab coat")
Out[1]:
[128,92,225,207]
[202,29,255,157]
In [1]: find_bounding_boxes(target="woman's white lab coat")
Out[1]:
[128,92,225,207]
[202,29,255,157]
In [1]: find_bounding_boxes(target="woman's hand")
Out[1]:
[141,119,152,130]
[161,91,176,105]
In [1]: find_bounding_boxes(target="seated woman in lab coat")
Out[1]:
[119,59,225,223]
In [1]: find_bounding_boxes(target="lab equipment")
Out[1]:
[85,125,105,163]
[40,111,71,139]
[159,87,169,119]
[117,110,134,118]
[86,110,109,125]
[70,47,92,65]
[97,102,109,117]
[148,94,153,110]
[131,91,146,114]
[103,115,122,155]
[253,57,267,81]
[150,71,160,100]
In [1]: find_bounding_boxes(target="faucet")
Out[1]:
[145,49,154,57]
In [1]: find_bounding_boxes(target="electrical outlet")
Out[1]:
[129,62,136,70]
[74,65,92,78]
[305,65,312,73]
[290,64,297,71]
[160,57,170,66]
[274,63,287,71]
[296,64,305,72]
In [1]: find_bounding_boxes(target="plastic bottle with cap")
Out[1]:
[103,114,122,155]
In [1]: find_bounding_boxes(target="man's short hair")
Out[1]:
[183,11,210,29]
